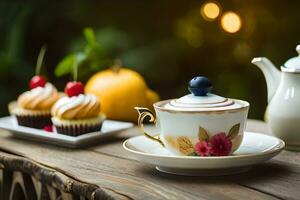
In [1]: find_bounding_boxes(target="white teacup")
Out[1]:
[135,76,249,156]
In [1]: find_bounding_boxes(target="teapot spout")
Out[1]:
[252,57,281,102]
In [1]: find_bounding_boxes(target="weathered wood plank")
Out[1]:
[0,151,120,199]
[89,143,300,200]
[0,168,2,199]
[1,168,12,200]
[0,149,278,200]
[0,120,296,200]
[232,160,300,200]
[245,119,271,134]
[91,120,300,200]
[0,131,279,199]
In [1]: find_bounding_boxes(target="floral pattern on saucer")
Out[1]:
[166,123,241,156]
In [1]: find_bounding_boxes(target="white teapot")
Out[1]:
[252,45,300,150]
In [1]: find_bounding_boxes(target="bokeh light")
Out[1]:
[221,12,242,33]
[201,2,220,21]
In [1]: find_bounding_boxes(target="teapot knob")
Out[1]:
[296,45,300,56]
[188,76,212,96]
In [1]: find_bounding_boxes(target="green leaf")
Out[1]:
[198,126,209,141]
[76,52,87,64]
[187,152,197,156]
[85,44,104,59]
[84,27,97,46]
[55,53,76,77]
[57,52,87,78]
[227,123,240,140]
[84,27,105,59]
[55,27,111,78]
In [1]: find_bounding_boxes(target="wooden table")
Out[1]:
[0,119,299,200]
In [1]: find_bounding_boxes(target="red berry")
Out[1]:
[43,125,53,132]
[64,81,84,97]
[30,75,47,89]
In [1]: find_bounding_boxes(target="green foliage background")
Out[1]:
[1,0,300,119]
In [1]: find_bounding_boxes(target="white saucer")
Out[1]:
[123,132,285,176]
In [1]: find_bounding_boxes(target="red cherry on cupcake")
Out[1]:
[65,81,84,97]
[29,75,47,89]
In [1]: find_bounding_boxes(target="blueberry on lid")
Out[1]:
[188,76,212,96]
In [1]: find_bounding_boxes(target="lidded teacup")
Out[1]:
[135,76,249,156]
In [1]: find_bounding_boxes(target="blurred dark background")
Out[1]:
[1,0,300,119]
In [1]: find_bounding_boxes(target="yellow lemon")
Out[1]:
[85,68,159,122]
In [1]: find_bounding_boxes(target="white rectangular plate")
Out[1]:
[0,116,134,148]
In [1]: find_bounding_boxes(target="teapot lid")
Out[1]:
[282,45,300,72]
[164,76,242,111]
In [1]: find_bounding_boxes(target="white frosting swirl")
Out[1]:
[18,83,60,110]
[51,94,100,119]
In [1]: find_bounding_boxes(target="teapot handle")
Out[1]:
[134,107,164,147]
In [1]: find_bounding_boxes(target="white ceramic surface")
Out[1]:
[136,98,249,156]
[0,116,134,148]
[123,132,285,176]
[252,45,300,150]
[136,76,250,156]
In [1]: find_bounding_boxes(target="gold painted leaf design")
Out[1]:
[198,126,209,141]
[227,123,240,140]
[231,134,244,152]
[165,136,178,149]
[177,136,194,155]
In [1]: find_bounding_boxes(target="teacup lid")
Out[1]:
[164,76,242,111]
[282,45,300,73]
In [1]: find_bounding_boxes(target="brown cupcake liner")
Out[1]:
[15,114,52,129]
[54,123,103,136]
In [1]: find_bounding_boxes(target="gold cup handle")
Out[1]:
[134,107,164,146]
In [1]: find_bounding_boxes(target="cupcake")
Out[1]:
[51,81,105,136]
[9,76,62,129]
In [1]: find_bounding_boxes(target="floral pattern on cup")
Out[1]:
[169,123,240,156]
